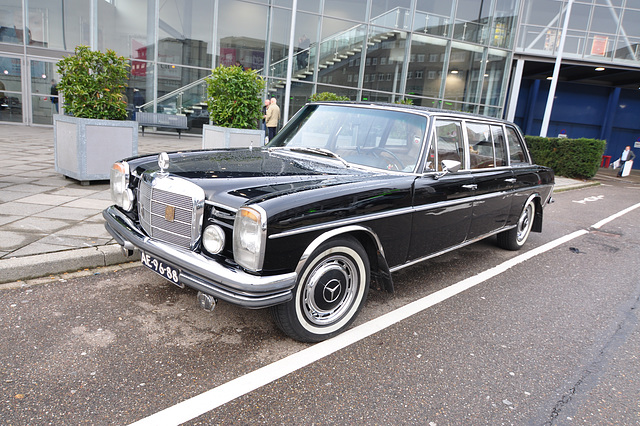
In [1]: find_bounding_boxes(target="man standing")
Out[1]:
[261,99,270,132]
[265,97,280,142]
[617,145,636,177]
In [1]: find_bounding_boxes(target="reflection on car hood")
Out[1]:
[129,149,392,208]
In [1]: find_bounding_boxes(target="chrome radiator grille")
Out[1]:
[138,174,205,250]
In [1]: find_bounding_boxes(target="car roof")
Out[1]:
[309,101,515,126]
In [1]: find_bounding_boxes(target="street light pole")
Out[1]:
[283,0,298,125]
[540,0,574,137]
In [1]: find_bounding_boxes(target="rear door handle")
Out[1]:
[505,178,517,183]
[461,184,477,190]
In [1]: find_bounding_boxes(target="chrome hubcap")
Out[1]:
[301,254,358,326]
[517,203,533,243]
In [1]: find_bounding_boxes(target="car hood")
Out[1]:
[130,149,398,209]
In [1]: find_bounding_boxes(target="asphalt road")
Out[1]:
[1,180,639,425]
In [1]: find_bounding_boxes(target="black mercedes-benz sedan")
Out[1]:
[103,102,554,342]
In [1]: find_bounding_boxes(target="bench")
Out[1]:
[137,112,188,138]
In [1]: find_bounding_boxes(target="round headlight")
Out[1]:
[110,161,130,208]
[202,225,226,254]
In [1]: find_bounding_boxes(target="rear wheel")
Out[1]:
[497,198,535,251]
[271,237,370,342]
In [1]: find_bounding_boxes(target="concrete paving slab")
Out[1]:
[33,206,98,221]
[63,198,114,210]
[0,215,21,226]
[9,241,77,257]
[0,191,28,203]
[39,234,113,248]
[0,175,39,184]
[3,217,72,233]
[87,191,112,201]
[19,194,78,206]
[3,183,55,194]
[0,231,42,251]
[0,202,51,216]
[6,164,48,171]
[50,187,105,197]
[55,223,112,238]
[86,212,108,223]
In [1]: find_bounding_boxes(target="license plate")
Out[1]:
[141,251,183,287]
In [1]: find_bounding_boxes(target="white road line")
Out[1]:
[131,204,640,426]
[591,202,640,229]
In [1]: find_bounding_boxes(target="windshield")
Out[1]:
[267,104,429,172]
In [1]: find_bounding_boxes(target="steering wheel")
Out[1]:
[372,148,406,171]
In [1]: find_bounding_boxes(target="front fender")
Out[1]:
[294,225,394,293]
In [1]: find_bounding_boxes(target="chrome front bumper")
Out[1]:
[103,206,296,308]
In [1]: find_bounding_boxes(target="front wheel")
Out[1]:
[497,198,536,251]
[271,237,370,342]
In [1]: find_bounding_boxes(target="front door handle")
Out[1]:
[461,184,477,190]
[505,178,517,183]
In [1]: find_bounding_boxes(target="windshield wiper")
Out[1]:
[284,147,350,167]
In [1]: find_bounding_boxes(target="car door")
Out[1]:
[465,121,514,240]
[504,125,539,225]
[407,118,474,261]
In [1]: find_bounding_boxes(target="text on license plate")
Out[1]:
[141,252,182,287]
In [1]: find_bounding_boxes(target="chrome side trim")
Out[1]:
[389,225,516,273]
[269,206,414,239]
[269,184,552,240]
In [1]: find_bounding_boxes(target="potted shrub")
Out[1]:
[308,92,349,102]
[202,64,266,149]
[54,45,138,183]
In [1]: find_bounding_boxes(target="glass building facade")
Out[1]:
[1,0,639,142]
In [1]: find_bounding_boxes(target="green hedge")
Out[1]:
[524,136,606,179]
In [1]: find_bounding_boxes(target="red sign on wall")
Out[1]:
[591,35,608,56]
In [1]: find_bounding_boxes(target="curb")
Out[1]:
[0,244,140,284]
[553,181,600,193]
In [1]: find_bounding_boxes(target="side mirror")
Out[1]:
[434,159,461,179]
[442,160,461,173]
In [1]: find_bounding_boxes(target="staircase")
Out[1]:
[139,7,413,113]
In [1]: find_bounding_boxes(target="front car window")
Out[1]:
[268,104,428,172]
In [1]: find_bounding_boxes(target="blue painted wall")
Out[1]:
[513,79,640,169]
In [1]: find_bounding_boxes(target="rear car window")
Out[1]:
[505,126,529,164]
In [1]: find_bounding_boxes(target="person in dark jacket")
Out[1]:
[617,145,636,177]
[50,79,59,112]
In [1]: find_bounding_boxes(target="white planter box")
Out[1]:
[202,124,265,149]
[54,114,138,183]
